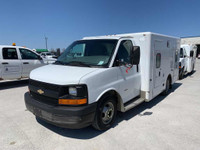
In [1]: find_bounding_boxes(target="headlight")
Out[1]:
[69,87,77,96]
[59,85,88,105]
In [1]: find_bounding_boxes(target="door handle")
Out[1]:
[159,71,161,76]
[23,62,29,64]
[2,62,9,65]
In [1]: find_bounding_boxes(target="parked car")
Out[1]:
[179,48,187,79]
[25,32,180,130]
[40,52,57,59]
[40,52,57,64]
[0,45,45,80]
[179,44,197,79]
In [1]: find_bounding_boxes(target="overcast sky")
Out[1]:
[0,0,200,49]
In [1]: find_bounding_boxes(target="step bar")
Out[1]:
[122,97,145,112]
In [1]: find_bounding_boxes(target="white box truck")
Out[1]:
[24,32,180,130]
[179,44,197,79]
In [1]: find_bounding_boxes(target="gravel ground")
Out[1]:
[0,60,200,150]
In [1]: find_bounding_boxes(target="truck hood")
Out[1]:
[30,64,99,85]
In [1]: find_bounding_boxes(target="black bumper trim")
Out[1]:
[24,92,97,129]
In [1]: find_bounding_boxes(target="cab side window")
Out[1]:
[116,40,133,64]
[19,49,39,59]
[2,48,18,59]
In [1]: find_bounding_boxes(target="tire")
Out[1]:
[179,68,184,80]
[162,77,170,96]
[192,64,195,72]
[92,96,117,131]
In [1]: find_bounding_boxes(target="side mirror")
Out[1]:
[184,55,186,58]
[130,46,140,65]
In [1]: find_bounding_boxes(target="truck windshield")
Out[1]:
[56,39,118,67]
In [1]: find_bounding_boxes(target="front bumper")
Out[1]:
[24,92,97,129]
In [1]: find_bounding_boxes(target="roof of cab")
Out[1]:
[0,45,31,49]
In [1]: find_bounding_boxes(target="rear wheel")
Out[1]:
[192,64,195,72]
[92,96,117,131]
[162,77,170,96]
[179,68,184,80]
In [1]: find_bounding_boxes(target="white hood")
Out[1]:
[30,64,99,85]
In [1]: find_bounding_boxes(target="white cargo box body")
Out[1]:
[116,32,180,100]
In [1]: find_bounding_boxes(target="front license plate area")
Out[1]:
[33,107,52,121]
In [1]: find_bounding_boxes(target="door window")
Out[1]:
[156,53,161,68]
[116,40,133,64]
[19,49,39,59]
[2,48,18,59]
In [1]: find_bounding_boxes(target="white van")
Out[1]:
[179,44,197,78]
[0,45,45,80]
[25,32,180,130]
[40,52,57,64]
[179,47,187,79]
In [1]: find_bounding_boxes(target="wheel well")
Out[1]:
[98,90,123,111]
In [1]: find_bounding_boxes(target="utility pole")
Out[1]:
[45,36,48,50]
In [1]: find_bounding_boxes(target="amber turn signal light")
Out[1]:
[58,98,87,105]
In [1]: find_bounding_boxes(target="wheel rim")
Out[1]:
[101,102,114,125]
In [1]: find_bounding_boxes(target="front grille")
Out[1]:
[29,79,63,105]
[29,79,60,92]
[31,91,58,105]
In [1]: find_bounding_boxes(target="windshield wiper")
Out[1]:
[54,60,65,65]
[67,61,91,67]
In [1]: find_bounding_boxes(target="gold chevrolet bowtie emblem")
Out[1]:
[37,89,44,94]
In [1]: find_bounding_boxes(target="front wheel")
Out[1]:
[92,96,117,131]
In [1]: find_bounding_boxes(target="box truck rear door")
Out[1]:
[154,51,162,88]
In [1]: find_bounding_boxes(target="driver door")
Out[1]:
[115,40,140,103]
